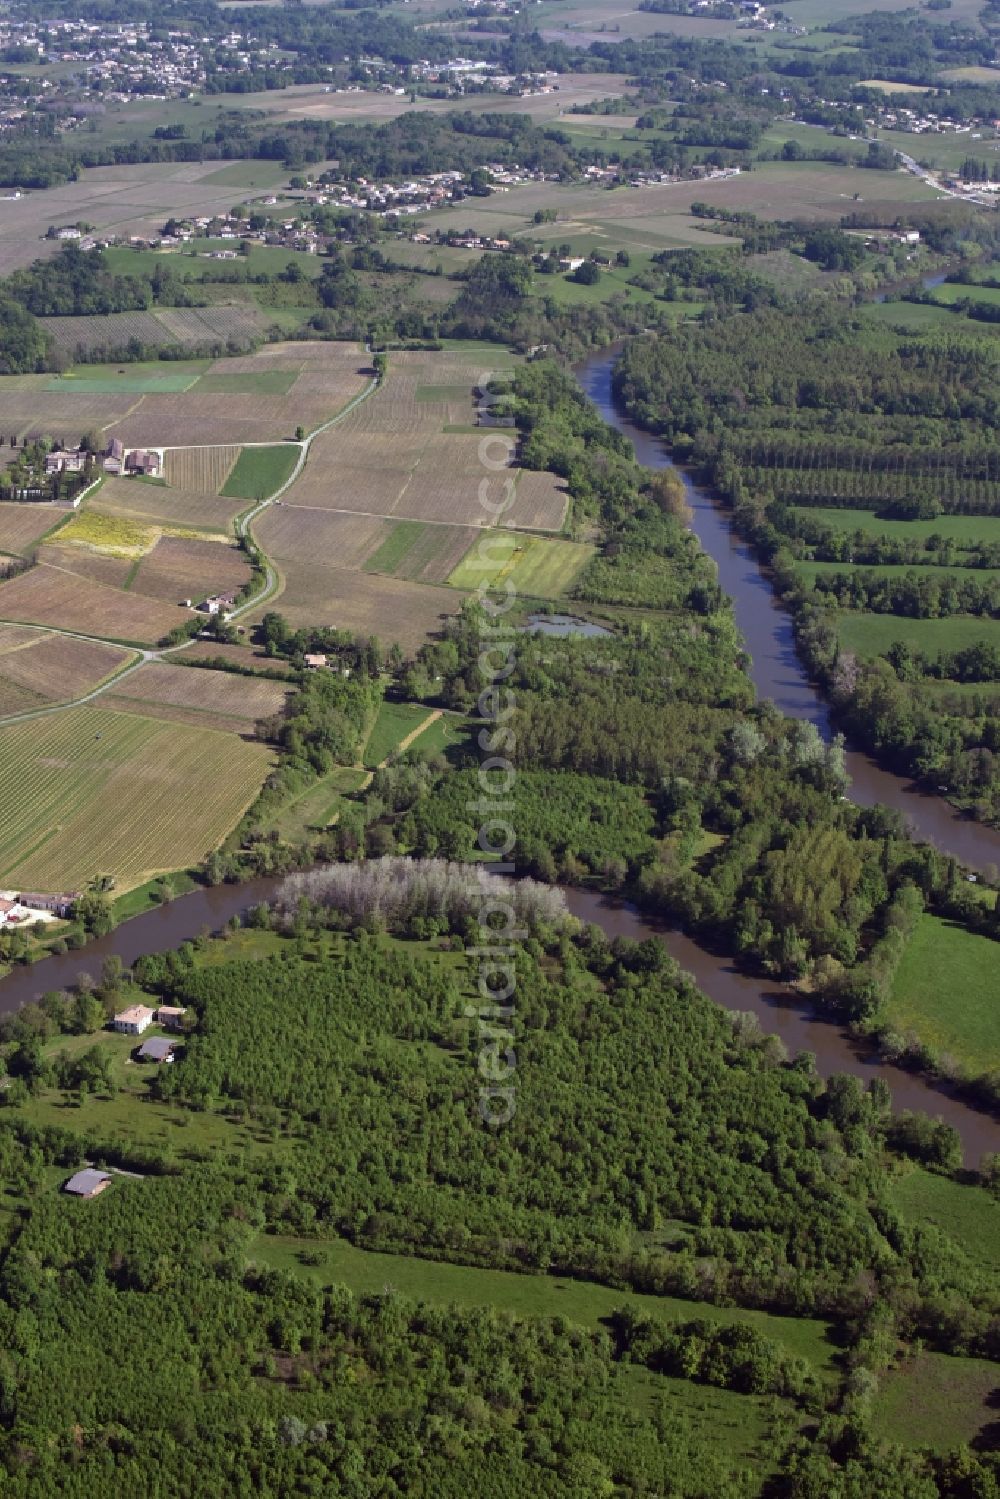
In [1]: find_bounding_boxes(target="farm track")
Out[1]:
[0,367,381,726]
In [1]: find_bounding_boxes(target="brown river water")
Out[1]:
[0,350,996,1162]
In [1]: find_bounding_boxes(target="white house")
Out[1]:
[112,1004,155,1035]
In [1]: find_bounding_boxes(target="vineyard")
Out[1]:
[129,536,250,605]
[0,503,65,555]
[93,477,246,533]
[0,705,273,891]
[0,631,131,714]
[99,661,287,734]
[39,305,281,362]
[0,562,185,645]
[163,445,241,493]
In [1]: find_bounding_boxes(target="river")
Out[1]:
[0,347,996,1162]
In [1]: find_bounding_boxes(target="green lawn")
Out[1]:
[873,1353,1000,1451]
[220,444,299,500]
[405,711,469,761]
[836,612,1000,662]
[250,1233,838,1373]
[888,914,1000,1072]
[792,507,1000,547]
[891,1167,1000,1275]
[362,700,434,768]
[448,531,594,596]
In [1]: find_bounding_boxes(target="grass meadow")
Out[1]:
[836,612,1000,662]
[249,1233,838,1373]
[362,700,437,768]
[891,1168,1000,1277]
[221,444,300,500]
[792,507,1000,547]
[888,915,1000,1071]
[873,1353,1000,1452]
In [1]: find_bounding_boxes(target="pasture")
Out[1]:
[836,612,1000,663]
[99,662,287,734]
[0,562,186,646]
[887,915,1000,1072]
[873,1353,1000,1452]
[0,705,273,890]
[791,507,1000,548]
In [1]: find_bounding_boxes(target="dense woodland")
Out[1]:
[614,257,1000,829]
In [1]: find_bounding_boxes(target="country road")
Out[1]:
[0,362,382,725]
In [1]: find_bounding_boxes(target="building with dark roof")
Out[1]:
[64,1169,111,1198]
[137,1036,177,1063]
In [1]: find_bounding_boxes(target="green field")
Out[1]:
[836,612,1000,662]
[0,705,272,891]
[250,1234,837,1372]
[194,370,298,396]
[220,444,299,500]
[448,531,595,596]
[858,300,969,336]
[792,507,1000,547]
[363,520,428,576]
[797,560,1000,587]
[267,765,369,843]
[933,282,1000,308]
[891,1168,1000,1276]
[362,700,435,768]
[873,1353,1000,1451]
[888,915,1000,1072]
[44,371,199,395]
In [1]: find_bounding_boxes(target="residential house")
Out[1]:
[124,448,160,476]
[200,591,238,618]
[0,898,17,927]
[155,1005,187,1030]
[112,1004,155,1035]
[103,437,124,474]
[17,891,80,918]
[64,1168,111,1197]
[304,653,328,669]
[45,448,86,476]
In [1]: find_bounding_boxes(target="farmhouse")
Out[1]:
[103,438,125,475]
[304,653,328,669]
[125,448,161,477]
[18,891,80,918]
[155,1005,187,1030]
[0,898,17,927]
[64,1169,111,1198]
[138,1035,177,1063]
[45,448,87,476]
[112,1004,155,1035]
[200,591,238,618]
